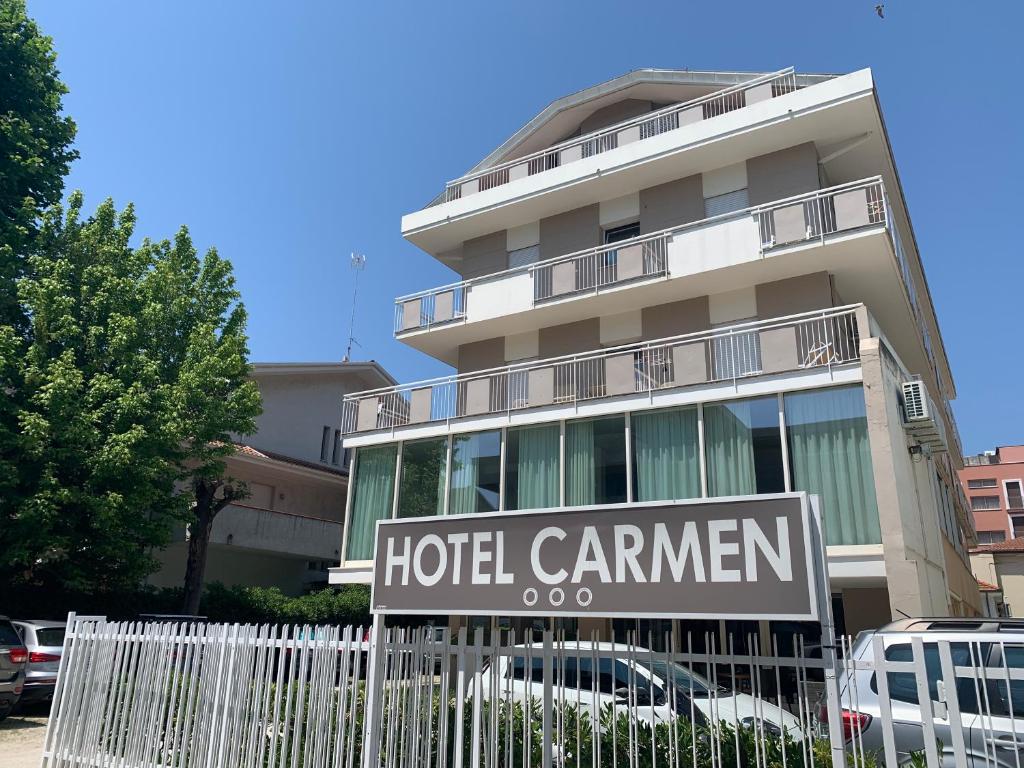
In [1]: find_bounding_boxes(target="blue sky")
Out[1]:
[27,1,1023,455]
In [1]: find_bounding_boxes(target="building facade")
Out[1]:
[151,361,394,595]
[330,68,980,635]
[959,445,1024,544]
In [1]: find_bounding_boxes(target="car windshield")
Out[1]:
[36,628,65,647]
[638,660,722,697]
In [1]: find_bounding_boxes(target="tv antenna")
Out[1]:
[343,252,366,362]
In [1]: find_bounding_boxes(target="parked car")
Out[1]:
[12,620,65,706]
[0,616,27,722]
[477,641,802,737]
[832,617,1024,766]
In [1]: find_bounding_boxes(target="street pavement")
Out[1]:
[0,702,49,768]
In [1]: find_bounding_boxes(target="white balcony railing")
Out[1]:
[428,68,802,207]
[395,178,890,335]
[351,306,862,434]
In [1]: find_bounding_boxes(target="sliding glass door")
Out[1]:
[449,430,502,514]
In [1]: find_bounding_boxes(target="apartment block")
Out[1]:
[330,68,980,634]
[151,361,394,595]
[960,446,1024,544]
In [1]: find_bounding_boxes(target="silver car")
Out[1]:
[12,620,65,706]
[835,617,1024,766]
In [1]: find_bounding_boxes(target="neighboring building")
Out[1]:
[330,67,980,636]
[970,538,1024,617]
[959,445,1024,544]
[151,361,394,596]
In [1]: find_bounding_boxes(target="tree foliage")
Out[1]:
[0,0,78,327]
[2,193,261,594]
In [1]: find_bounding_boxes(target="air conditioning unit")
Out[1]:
[901,379,947,453]
[902,380,931,421]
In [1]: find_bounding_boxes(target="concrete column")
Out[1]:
[860,337,950,620]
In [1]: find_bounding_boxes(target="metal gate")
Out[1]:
[43,614,1024,767]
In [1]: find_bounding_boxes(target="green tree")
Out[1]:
[0,0,78,328]
[0,0,78,553]
[4,194,261,601]
[139,228,261,614]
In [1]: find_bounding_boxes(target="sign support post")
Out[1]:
[361,614,385,768]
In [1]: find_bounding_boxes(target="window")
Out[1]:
[631,407,700,502]
[319,425,331,462]
[505,424,559,511]
[449,431,501,514]
[978,531,1007,545]
[1007,481,1024,511]
[331,429,341,465]
[604,222,640,244]
[565,416,627,506]
[972,495,1002,511]
[873,642,980,713]
[704,188,749,218]
[704,396,784,496]
[345,445,397,560]
[990,645,1024,717]
[785,386,880,546]
[968,478,998,489]
[398,438,447,518]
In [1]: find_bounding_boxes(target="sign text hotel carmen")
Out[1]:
[372,494,823,621]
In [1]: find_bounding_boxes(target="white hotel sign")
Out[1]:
[371,494,824,621]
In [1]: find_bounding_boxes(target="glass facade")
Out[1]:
[631,407,700,502]
[397,438,447,518]
[505,424,560,510]
[449,430,502,514]
[565,416,627,506]
[345,444,397,560]
[784,385,881,545]
[346,385,885,556]
[704,396,785,496]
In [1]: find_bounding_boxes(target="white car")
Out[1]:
[476,641,802,738]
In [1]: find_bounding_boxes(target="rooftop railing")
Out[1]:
[428,68,802,207]
[349,305,862,435]
[396,178,890,335]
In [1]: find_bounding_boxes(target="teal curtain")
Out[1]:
[704,402,756,496]
[785,386,881,545]
[565,420,596,506]
[632,408,700,502]
[346,445,397,560]
[511,424,560,510]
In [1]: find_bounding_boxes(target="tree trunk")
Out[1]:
[182,483,217,616]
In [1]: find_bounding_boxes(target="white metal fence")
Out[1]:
[45,617,1024,768]
[344,306,861,434]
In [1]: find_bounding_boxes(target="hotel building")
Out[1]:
[330,67,980,635]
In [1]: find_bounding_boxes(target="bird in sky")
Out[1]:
[875,4,885,18]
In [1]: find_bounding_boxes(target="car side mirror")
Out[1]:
[614,686,631,702]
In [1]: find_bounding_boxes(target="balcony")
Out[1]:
[400,69,875,255]
[347,305,862,435]
[429,69,808,208]
[395,178,890,347]
[209,504,342,561]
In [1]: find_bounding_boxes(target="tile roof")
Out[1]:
[231,443,348,478]
[970,537,1024,554]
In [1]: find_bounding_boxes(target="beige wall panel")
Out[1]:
[746,142,819,205]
